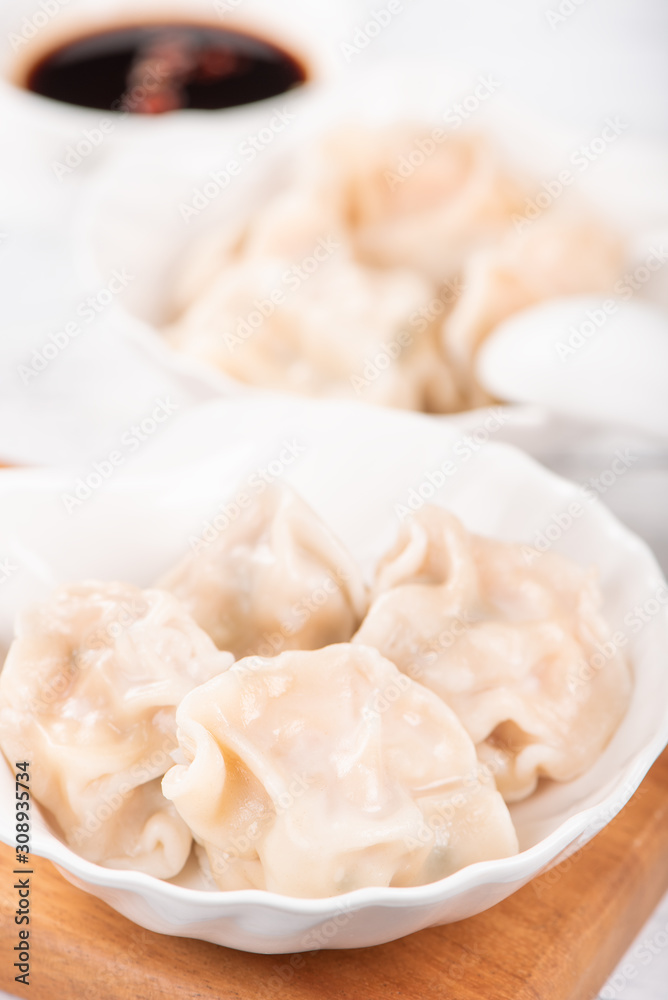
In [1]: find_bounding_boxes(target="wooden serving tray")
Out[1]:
[0,749,667,1000]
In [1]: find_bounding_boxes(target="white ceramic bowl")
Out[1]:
[0,396,667,953]
[72,67,668,422]
[477,296,668,441]
[3,56,668,468]
[0,0,355,155]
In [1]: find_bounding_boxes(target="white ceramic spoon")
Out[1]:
[477,295,668,439]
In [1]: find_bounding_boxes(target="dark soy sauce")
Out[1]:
[26,24,307,113]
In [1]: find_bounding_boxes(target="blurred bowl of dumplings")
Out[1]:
[74,67,668,419]
[0,394,667,952]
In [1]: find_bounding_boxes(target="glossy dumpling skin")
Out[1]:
[167,124,623,414]
[354,507,632,801]
[0,582,233,877]
[162,643,518,898]
[167,251,445,410]
[442,210,623,407]
[166,128,522,412]
[157,485,368,658]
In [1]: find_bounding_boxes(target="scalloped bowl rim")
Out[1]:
[0,425,667,945]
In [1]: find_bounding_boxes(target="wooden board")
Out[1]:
[0,749,667,1000]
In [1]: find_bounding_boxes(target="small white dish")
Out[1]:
[0,0,352,157]
[0,395,666,953]
[477,296,668,440]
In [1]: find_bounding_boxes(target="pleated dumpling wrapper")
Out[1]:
[442,209,624,407]
[161,643,518,898]
[0,582,233,877]
[157,485,368,658]
[166,250,450,410]
[354,507,632,801]
[166,129,523,412]
[166,123,622,414]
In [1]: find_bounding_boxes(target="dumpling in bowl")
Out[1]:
[162,643,518,897]
[443,209,624,407]
[0,582,232,877]
[353,507,632,801]
[166,127,523,412]
[166,249,446,409]
[157,484,368,658]
[166,121,624,415]
[236,126,524,283]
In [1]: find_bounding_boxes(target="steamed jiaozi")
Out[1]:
[162,643,519,897]
[165,122,623,413]
[0,582,232,877]
[166,250,446,408]
[157,485,368,657]
[443,210,624,407]
[354,507,632,800]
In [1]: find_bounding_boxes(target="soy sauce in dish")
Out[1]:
[25,24,307,113]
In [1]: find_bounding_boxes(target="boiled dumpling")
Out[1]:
[335,128,525,281]
[236,126,523,281]
[166,122,623,414]
[354,507,632,801]
[0,582,233,877]
[157,485,368,658]
[166,128,524,411]
[162,642,518,897]
[443,210,624,406]
[166,250,441,408]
